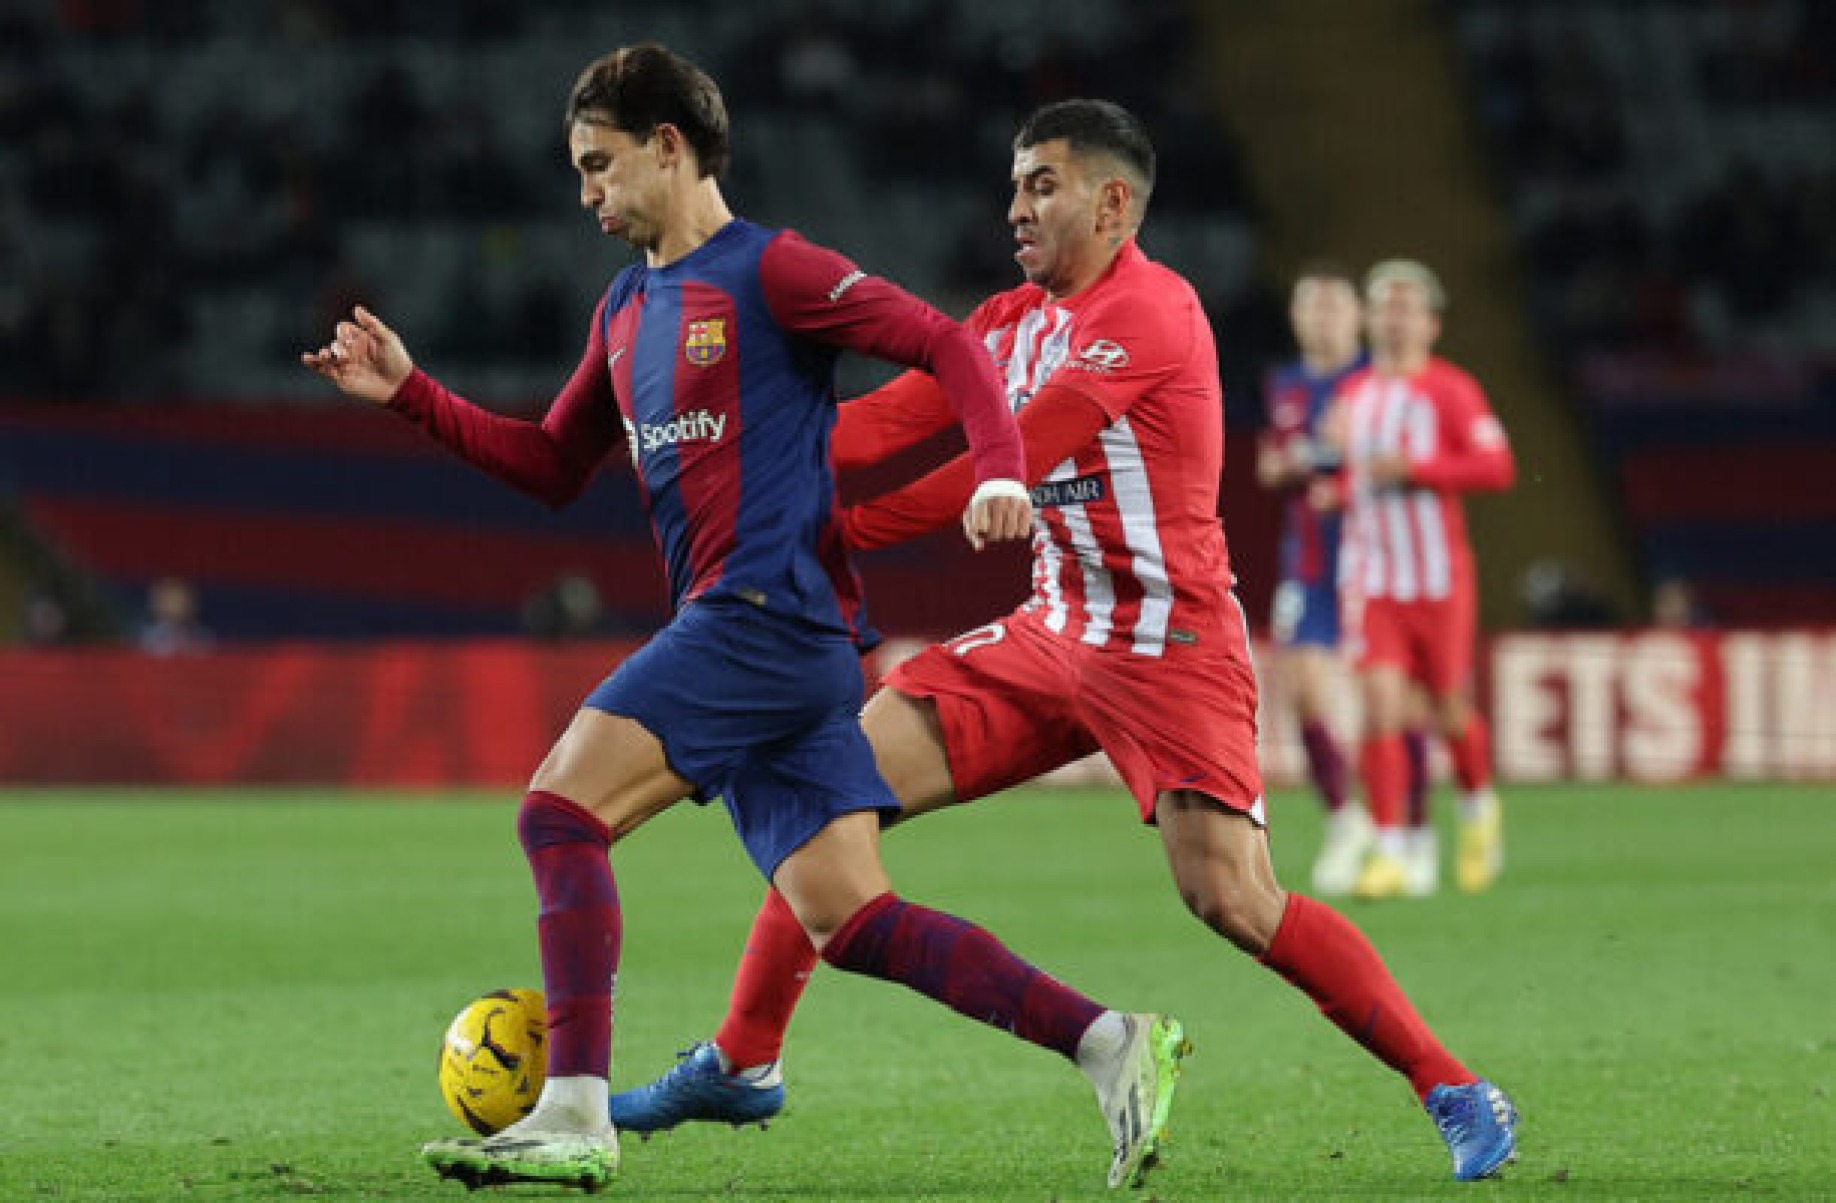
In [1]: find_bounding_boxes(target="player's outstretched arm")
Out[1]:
[845,385,1109,552]
[302,300,623,508]
[832,371,957,472]
[300,305,414,404]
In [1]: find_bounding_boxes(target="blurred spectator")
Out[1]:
[138,577,214,655]
[522,573,604,641]
[20,587,72,646]
[1651,576,1712,629]
[1519,558,1617,629]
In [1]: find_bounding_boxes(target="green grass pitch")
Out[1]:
[2,783,1830,1201]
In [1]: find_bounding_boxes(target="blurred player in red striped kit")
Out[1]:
[1258,264,1435,895]
[1322,260,1516,898]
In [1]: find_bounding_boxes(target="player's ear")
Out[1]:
[652,122,683,169]
[1096,176,1131,235]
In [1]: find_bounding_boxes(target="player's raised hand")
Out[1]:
[300,305,414,405]
[963,478,1033,551]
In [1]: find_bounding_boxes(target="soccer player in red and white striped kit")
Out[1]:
[1324,260,1516,898]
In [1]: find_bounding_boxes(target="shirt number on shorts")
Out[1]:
[947,622,1007,657]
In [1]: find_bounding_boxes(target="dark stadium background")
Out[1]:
[1,0,1831,785]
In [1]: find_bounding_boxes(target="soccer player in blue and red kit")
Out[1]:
[1257,265,1433,894]
[302,45,1186,1193]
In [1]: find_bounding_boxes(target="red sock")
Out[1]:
[822,892,1102,1060]
[1360,734,1408,830]
[1259,893,1475,1100]
[517,790,620,1079]
[713,888,818,1069]
[1447,713,1492,792]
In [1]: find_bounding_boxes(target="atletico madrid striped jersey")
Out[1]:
[970,239,1238,656]
[386,218,1022,645]
[1334,356,1515,602]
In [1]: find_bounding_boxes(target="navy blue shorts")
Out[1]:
[583,598,897,879]
[1272,578,1341,649]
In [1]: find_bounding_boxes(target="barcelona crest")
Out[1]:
[685,318,727,366]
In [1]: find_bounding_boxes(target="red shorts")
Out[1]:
[883,611,1265,824]
[1349,591,1476,694]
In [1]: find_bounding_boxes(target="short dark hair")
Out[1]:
[1014,99,1156,204]
[566,44,730,180]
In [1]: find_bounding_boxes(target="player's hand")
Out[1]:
[300,305,414,405]
[1307,477,1343,512]
[1364,452,1415,488]
[963,479,1033,550]
[1257,439,1296,488]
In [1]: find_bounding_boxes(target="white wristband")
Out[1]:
[969,478,1030,507]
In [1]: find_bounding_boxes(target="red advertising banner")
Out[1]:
[1,631,1830,786]
[0,642,628,787]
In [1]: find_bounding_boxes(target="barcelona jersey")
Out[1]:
[388,217,1021,649]
[1262,352,1367,588]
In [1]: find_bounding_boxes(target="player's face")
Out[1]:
[1290,277,1362,358]
[570,119,667,251]
[1365,280,1441,358]
[1008,139,1110,296]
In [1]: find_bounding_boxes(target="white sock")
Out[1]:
[1376,827,1409,859]
[1073,1010,1130,1082]
[711,1042,781,1084]
[1459,789,1497,823]
[527,1075,613,1132]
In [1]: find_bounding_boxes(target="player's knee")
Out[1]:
[1179,881,1282,955]
[516,790,610,854]
[1434,692,1471,734]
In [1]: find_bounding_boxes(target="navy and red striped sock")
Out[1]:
[1300,720,1349,812]
[1404,728,1432,828]
[821,892,1102,1060]
[517,789,620,1080]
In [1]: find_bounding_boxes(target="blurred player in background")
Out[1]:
[1323,260,1515,899]
[1260,265,1434,893]
[613,100,1519,1184]
[304,45,1186,1193]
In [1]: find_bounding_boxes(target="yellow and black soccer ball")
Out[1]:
[436,988,548,1135]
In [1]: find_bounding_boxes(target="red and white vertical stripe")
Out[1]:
[1342,376,1455,601]
[993,307,1176,655]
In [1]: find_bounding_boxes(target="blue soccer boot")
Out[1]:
[609,1042,784,1134]
[1425,1079,1518,1181]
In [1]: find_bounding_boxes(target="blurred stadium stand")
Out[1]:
[0,0,1278,641]
[1451,0,1836,624]
[0,0,1829,644]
